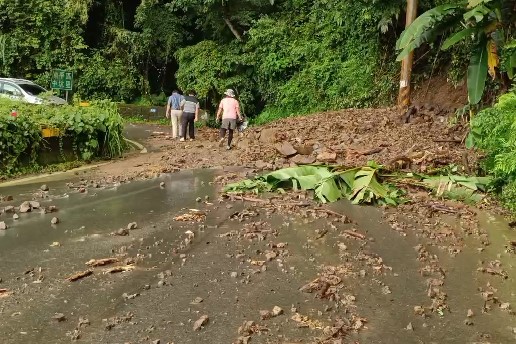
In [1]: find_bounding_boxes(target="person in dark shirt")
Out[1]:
[180,91,199,142]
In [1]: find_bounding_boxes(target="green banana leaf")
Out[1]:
[396,4,463,61]
[224,164,403,205]
[468,39,489,104]
[442,27,477,50]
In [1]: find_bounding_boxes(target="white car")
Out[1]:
[0,78,67,105]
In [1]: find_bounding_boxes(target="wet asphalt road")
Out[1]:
[0,170,515,343]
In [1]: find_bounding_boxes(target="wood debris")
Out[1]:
[66,270,93,282]
[104,265,135,274]
[86,258,119,267]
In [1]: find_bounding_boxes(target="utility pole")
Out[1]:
[398,0,418,110]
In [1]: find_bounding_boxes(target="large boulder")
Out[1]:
[258,128,278,144]
[274,141,297,157]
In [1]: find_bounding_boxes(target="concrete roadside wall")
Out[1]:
[118,104,166,121]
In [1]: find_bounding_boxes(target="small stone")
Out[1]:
[260,310,273,320]
[19,201,32,213]
[193,315,209,331]
[265,251,277,261]
[414,306,425,316]
[381,286,392,295]
[40,184,49,191]
[0,221,7,230]
[51,217,60,225]
[464,319,474,326]
[191,297,204,305]
[157,280,165,288]
[152,340,160,344]
[406,322,413,331]
[159,182,165,188]
[230,272,238,278]
[115,228,129,236]
[127,222,138,230]
[12,214,19,220]
[52,313,66,322]
[467,309,474,318]
[4,206,15,213]
[196,197,202,202]
[29,201,40,209]
[316,150,337,163]
[500,302,511,311]
[272,306,283,316]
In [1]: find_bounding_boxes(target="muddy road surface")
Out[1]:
[1,166,515,344]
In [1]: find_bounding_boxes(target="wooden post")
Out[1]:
[398,0,418,110]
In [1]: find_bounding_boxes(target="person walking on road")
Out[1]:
[166,90,184,139]
[180,91,200,142]
[216,89,242,150]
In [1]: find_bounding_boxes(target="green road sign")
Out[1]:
[51,69,73,91]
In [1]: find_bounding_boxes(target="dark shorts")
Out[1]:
[221,118,237,130]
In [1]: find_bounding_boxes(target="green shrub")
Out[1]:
[470,91,516,211]
[0,99,126,175]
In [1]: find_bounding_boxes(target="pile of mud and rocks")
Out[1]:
[235,106,479,173]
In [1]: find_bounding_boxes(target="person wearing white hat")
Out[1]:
[216,89,242,150]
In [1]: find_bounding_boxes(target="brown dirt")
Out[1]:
[95,107,479,181]
[411,75,467,111]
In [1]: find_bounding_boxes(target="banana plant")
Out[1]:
[396,0,516,105]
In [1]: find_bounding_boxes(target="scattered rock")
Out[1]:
[467,309,474,318]
[272,306,283,316]
[4,206,15,213]
[381,286,392,295]
[291,155,316,165]
[294,144,314,155]
[12,214,19,220]
[0,221,7,230]
[316,150,337,163]
[258,128,278,144]
[51,217,60,225]
[196,197,202,202]
[52,313,66,322]
[406,322,413,331]
[190,297,204,305]
[127,222,138,230]
[29,201,40,209]
[19,202,32,213]
[500,302,511,311]
[122,292,139,300]
[260,310,273,320]
[152,340,160,344]
[193,315,209,331]
[464,319,474,326]
[40,184,49,191]
[414,306,425,316]
[230,272,238,278]
[274,141,297,157]
[115,228,129,236]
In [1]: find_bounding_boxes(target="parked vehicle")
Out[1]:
[0,78,67,105]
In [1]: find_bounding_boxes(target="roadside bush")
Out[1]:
[469,91,516,211]
[0,99,126,175]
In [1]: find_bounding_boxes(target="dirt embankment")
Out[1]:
[97,107,479,181]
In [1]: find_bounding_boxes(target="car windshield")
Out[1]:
[18,83,46,96]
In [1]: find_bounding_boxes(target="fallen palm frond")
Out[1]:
[224,162,404,205]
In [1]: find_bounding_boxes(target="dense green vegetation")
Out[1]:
[2,0,501,117]
[468,91,516,212]
[0,99,125,175]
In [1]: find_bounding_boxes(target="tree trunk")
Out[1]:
[223,16,243,41]
[398,0,418,110]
